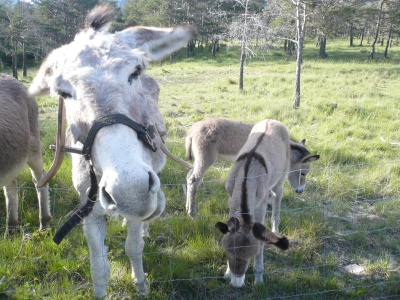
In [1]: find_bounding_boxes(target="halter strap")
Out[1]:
[53,164,98,244]
[82,114,157,160]
[53,114,157,244]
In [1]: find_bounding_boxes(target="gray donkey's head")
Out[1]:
[29,5,196,222]
[288,139,320,194]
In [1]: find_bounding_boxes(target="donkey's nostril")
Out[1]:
[148,171,155,192]
[101,187,117,210]
[147,171,160,193]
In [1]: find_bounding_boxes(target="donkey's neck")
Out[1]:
[228,131,269,225]
[228,161,265,225]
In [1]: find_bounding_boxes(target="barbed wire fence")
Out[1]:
[1,159,400,299]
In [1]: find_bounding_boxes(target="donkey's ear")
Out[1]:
[301,154,320,163]
[226,217,240,232]
[215,217,240,234]
[300,139,306,145]
[116,26,197,61]
[252,223,289,250]
[29,52,56,96]
[215,222,230,234]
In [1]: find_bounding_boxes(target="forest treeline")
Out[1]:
[0,0,399,78]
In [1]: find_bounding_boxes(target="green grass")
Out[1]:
[1,39,400,299]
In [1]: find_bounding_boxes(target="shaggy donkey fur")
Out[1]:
[185,117,253,217]
[0,74,51,236]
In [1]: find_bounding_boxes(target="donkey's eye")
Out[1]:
[128,67,141,84]
[58,91,72,99]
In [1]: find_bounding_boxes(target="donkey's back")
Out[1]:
[185,117,253,217]
[226,119,291,199]
[185,117,253,161]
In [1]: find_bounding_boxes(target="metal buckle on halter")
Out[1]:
[144,132,157,152]
[136,124,157,152]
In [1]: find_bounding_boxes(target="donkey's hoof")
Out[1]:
[223,271,231,280]
[135,280,149,295]
[93,285,107,299]
[255,274,264,285]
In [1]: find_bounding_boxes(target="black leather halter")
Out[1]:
[82,114,157,160]
[53,114,157,244]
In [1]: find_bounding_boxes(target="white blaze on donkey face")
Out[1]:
[29,5,196,298]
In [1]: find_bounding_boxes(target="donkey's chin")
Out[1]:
[294,185,305,194]
[98,183,166,221]
[230,274,245,287]
[110,193,165,222]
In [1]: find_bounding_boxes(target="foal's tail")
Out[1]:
[185,136,193,160]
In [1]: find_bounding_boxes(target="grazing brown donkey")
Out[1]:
[216,119,320,287]
[0,74,51,236]
[185,117,253,217]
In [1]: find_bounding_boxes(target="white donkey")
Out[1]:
[0,74,51,236]
[216,119,319,287]
[185,117,253,217]
[29,5,196,298]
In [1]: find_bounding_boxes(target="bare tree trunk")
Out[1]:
[22,39,27,77]
[319,36,328,58]
[211,39,218,58]
[293,0,306,109]
[286,39,294,55]
[359,30,364,46]
[239,44,246,91]
[349,22,354,46]
[12,39,18,79]
[383,25,392,59]
[239,0,249,92]
[369,0,386,59]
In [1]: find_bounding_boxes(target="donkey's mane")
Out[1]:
[85,5,115,31]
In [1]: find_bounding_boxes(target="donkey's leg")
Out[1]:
[271,180,285,234]
[186,168,201,216]
[28,139,51,229]
[253,194,269,285]
[142,222,149,238]
[186,151,217,217]
[223,261,232,279]
[4,178,19,236]
[83,213,110,299]
[125,221,148,294]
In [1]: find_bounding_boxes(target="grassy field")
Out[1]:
[0,39,400,299]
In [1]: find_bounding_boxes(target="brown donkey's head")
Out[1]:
[216,217,288,287]
[288,139,320,194]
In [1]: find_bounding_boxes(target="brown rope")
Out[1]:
[154,125,193,170]
[36,97,66,188]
